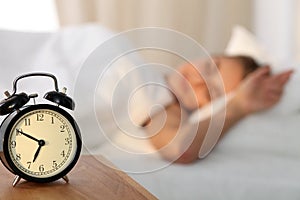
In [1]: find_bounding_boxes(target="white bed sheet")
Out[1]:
[0,24,113,97]
[100,111,300,200]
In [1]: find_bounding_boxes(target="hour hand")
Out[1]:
[33,145,42,163]
[33,140,45,163]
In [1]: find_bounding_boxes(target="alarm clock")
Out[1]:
[0,73,82,186]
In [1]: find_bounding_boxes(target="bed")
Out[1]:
[1,24,300,200]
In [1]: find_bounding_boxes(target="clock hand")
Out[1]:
[33,139,45,163]
[33,145,41,163]
[16,129,39,143]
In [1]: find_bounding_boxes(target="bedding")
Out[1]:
[0,24,114,98]
[97,25,300,199]
[0,24,299,200]
[104,112,300,200]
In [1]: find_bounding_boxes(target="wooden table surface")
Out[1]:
[0,155,157,200]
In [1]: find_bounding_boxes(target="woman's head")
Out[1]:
[167,55,259,110]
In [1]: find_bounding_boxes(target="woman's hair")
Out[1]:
[227,55,260,78]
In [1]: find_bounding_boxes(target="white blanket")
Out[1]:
[100,111,300,200]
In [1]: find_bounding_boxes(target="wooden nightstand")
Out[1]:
[0,155,157,200]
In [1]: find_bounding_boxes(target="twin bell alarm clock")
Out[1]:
[0,72,82,186]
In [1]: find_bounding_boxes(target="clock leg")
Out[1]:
[62,175,69,183]
[12,175,21,187]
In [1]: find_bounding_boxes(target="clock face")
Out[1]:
[5,106,80,181]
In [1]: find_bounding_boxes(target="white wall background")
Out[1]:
[253,0,299,65]
[0,0,58,32]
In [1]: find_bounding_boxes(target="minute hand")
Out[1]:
[16,129,39,143]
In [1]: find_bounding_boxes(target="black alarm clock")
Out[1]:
[0,73,82,186]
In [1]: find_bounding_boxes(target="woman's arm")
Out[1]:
[145,95,246,163]
[145,67,293,164]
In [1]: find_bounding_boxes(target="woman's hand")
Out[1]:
[233,66,294,116]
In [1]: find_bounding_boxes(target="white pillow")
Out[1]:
[225,25,300,115]
[224,25,276,67]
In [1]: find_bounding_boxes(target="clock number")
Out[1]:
[27,161,31,169]
[24,118,31,126]
[39,165,45,172]
[61,150,65,157]
[65,138,71,145]
[37,114,44,121]
[16,153,21,161]
[51,117,55,124]
[16,128,22,136]
[11,141,16,148]
[52,160,58,168]
[60,125,65,132]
